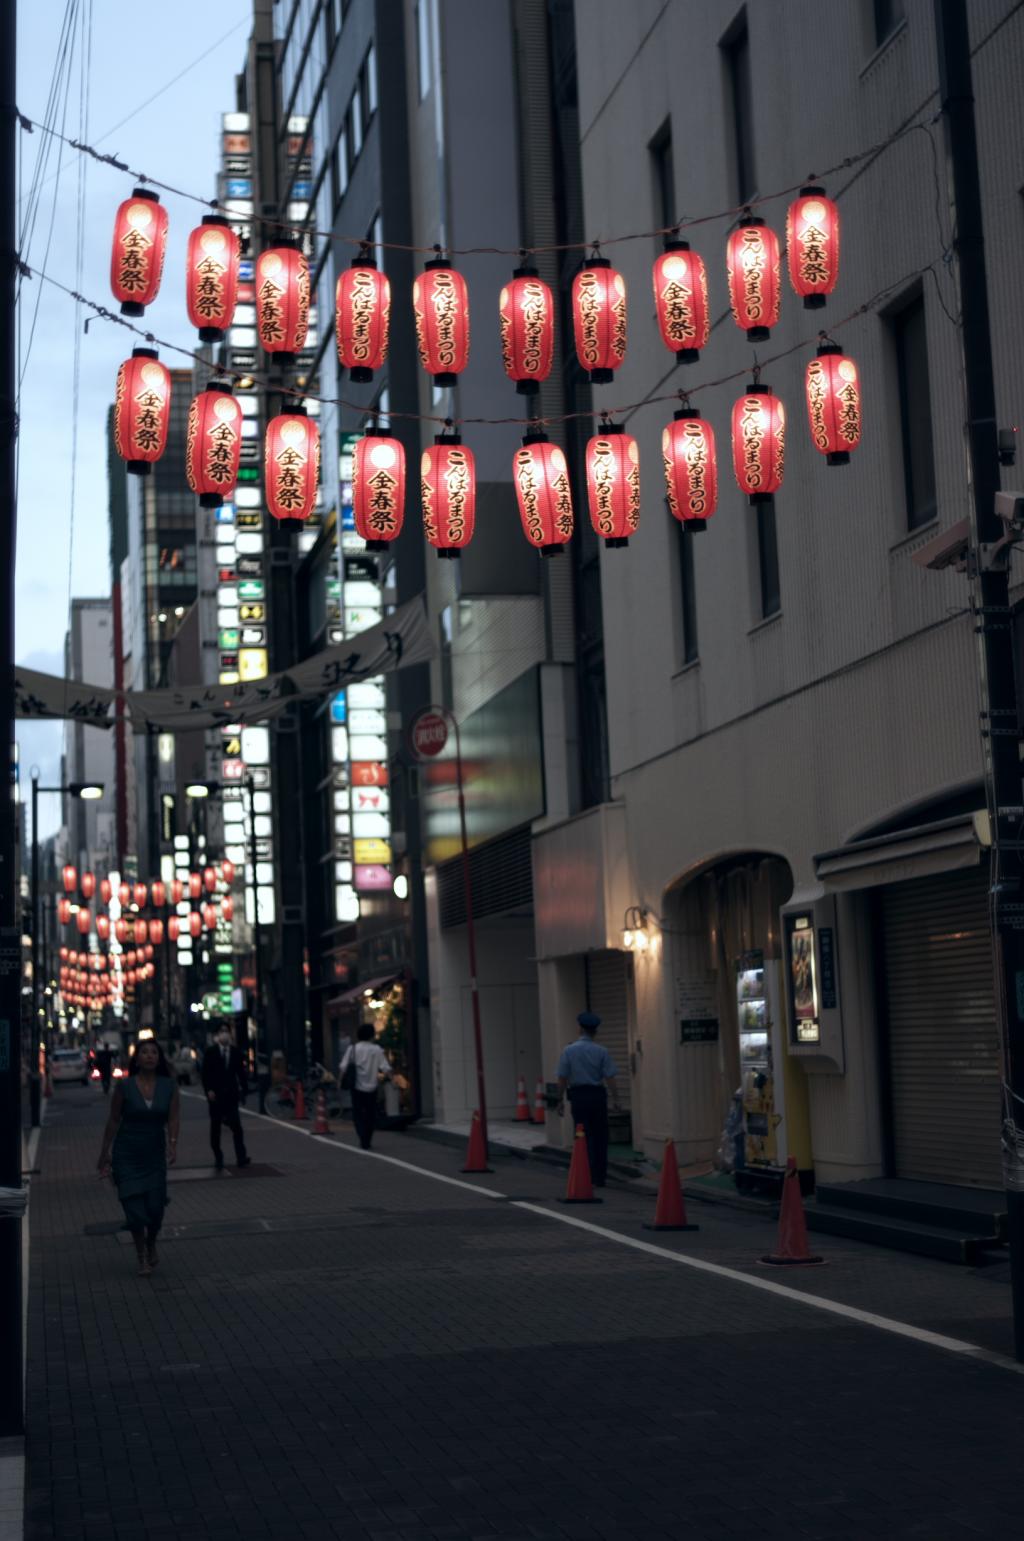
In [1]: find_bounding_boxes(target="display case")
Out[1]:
[736,951,770,1072]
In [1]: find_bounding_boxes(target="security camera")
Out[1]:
[994,491,1024,529]
[911,517,970,572]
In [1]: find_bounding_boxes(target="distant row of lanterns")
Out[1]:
[109,187,841,382]
[60,862,234,901]
[57,903,232,940]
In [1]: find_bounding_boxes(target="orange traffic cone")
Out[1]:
[643,1139,699,1232]
[293,1080,307,1121]
[461,1110,493,1173]
[560,1124,602,1204]
[312,1088,330,1135]
[531,1078,546,1125]
[760,1157,824,1266]
[514,1076,530,1122]
[43,1072,52,1100]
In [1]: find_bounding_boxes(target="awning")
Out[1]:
[814,811,989,892]
[327,972,402,1009]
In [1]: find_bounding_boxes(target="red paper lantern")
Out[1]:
[134,920,148,946]
[513,431,575,555]
[805,342,861,465]
[57,897,71,926]
[413,259,470,387]
[96,914,111,942]
[255,245,309,357]
[786,186,839,309]
[62,864,77,894]
[80,871,95,900]
[76,909,91,936]
[167,917,181,942]
[571,257,627,384]
[732,384,786,504]
[336,255,390,382]
[114,349,171,475]
[221,860,235,886]
[150,880,166,908]
[354,431,406,550]
[148,920,164,946]
[186,384,242,509]
[584,422,640,548]
[662,409,718,532]
[202,867,217,893]
[265,411,319,523]
[133,883,147,908]
[144,944,154,961]
[91,954,103,973]
[126,950,137,968]
[421,432,476,557]
[652,242,710,363]
[189,873,203,900]
[222,896,234,922]
[202,903,217,931]
[499,266,554,394]
[110,188,168,315]
[115,919,129,944]
[118,884,131,909]
[59,947,68,961]
[726,218,781,342]
[99,878,112,905]
[126,970,137,987]
[186,215,240,339]
[188,912,203,939]
[170,879,183,905]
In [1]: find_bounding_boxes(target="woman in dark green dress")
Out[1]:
[98,1039,180,1275]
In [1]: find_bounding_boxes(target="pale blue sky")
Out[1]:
[15,0,251,833]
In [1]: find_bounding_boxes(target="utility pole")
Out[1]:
[934,0,1024,1361]
[0,0,26,1437]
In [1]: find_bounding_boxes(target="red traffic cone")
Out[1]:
[643,1139,699,1232]
[293,1080,307,1121]
[560,1124,602,1204]
[514,1075,530,1122]
[461,1110,493,1173]
[761,1157,824,1266]
[531,1078,546,1125]
[312,1088,330,1135]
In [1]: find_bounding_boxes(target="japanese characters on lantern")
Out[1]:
[663,408,719,531]
[571,257,627,383]
[110,189,168,315]
[421,433,477,557]
[265,410,320,523]
[805,342,861,464]
[652,242,710,363]
[413,259,470,386]
[726,218,781,342]
[336,256,391,382]
[732,384,786,504]
[585,423,640,547]
[256,244,310,356]
[513,431,575,554]
[499,266,555,394]
[354,431,406,550]
[186,384,242,508]
[786,187,839,309]
[186,215,241,339]
[114,349,171,475]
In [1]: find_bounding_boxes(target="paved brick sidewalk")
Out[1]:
[22,1085,1024,1540]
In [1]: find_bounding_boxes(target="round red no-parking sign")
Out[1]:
[409,707,449,759]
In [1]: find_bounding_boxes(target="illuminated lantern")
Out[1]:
[114,349,171,475]
[148,920,164,946]
[59,947,68,961]
[186,215,240,339]
[189,873,203,900]
[144,944,154,961]
[336,254,390,382]
[499,265,554,394]
[413,259,470,387]
[126,970,137,987]
[255,244,309,357]
[170,878,183,905]
[731,384,786,504]
[805,342,861,466]
[584,421,640,548]
[221,860,235,886]
[571,257,627,384]
[76,909,91,936]
[134,920,148,946]
[110,188,168,315]
[57,897,71,926]
[118,884,131,908]
[726,218,781,342]
[151,880,166,908]
[188,912,203,939]
[421,432,476,557]
[202,903,217,930]
[662,408,718,532]
[652,241,710,363]
[81,871,95,900]
[96,914,110,942]
[353,430,406,550]
[786,186,839,309]
[91,955,103,973]
[186,384,242,508]
[265,410,319,524]
[513,430,575,555]
[62,864,77,894]
[115,919,129,944]
[126,950,137,968]
[203,867,217,893]
[99,878,112,906]
[167,916,181,942]
[222,896,234,922]
[133,882,147,908]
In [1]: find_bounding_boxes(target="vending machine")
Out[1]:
[734,950,786,1190]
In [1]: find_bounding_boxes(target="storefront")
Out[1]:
[325,972,417,1121]
[583,950,633,1146]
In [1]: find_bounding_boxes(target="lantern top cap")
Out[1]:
[736,211,765,228]
[815,338,843,357]
[744,382,772,394]
[434,422,462,445]
[799,183,826,197]
[596,416,624,436]
[351,250,378,268]
[662,236,691,253]
[522,426,549,446]
[130,186,159,202]
[130,346,159,360]
[362,423,395,439]
[424,253,452,270]
[265,237,301,252]
[512,261,539,279]
[204,379,234,394]
[673,405,700,421]
[580,254,611,270]
[280,401,308,416]
[201,212,231,227]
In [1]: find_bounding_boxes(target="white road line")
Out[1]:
[205,1095,1024,1376]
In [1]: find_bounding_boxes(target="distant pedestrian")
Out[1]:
[340,1024,392,1150]
[555,1012,619,1187]
[201,1026,251,1171]
[97,1037,179,1276]
[95,1044,113,1096]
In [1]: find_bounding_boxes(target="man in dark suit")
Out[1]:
[201,1026,251,1170]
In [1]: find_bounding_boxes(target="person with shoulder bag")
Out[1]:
[339,1024,392,1150]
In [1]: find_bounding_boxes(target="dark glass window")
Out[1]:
[872,0,905,47]
[678,525,698,663]
[757,504,781,618]
[722,13,756,204]
[891,293,937,530]
[650,121,675,233]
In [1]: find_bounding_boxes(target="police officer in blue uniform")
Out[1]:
[555,1011,619,1186]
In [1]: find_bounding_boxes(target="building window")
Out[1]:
[349,87,363,159]
[891,291,937,530]
[677,526,698,663]
[872,0,905,47]
[364,44,378,118]
[367,212,383,269]
[722,11,756,204]
[439,605,453,706]
[416,1,432,99]
[331,128,348,206]
[650,120,675,236]
[756,504,781,619]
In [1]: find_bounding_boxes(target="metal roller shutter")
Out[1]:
[584,951,632,1109]
[880,866,1001,1187]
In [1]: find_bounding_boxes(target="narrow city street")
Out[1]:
[22,1086,1024,1541]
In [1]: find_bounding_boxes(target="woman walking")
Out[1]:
[339,1024,392,1150]
[97,1038,179,1275]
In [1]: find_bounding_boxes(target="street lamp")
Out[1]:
[30,776,105,1064]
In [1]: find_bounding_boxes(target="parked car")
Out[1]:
[50,1048,89,1085]
[173,1045,199,1086]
